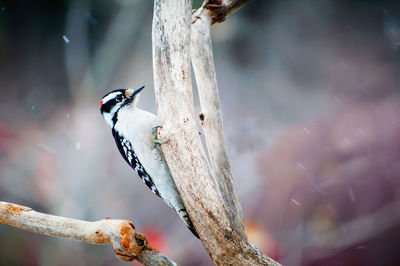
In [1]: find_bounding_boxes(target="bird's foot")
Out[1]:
[152,126,170,144]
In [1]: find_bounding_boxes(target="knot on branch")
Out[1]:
[110,221,148,261]
[204,0,230,24]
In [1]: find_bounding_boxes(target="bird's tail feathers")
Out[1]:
[178,208,199,238]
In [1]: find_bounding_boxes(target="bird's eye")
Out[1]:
[116,94,124,102]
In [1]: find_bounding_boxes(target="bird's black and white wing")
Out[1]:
[112,130,161,197]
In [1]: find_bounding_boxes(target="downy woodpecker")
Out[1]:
[100,86,198,237]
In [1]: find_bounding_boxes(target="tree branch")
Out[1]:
[152,0,280,265]
[191,8,246,239]
[152,0,231,251]
[197,0,253,24]
[190,6,281,266]
[0,201,177,266]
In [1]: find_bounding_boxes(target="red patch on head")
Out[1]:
[99,100,103,108]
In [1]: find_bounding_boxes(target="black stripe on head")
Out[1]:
[100,89,126,115]
[100,100,114,114]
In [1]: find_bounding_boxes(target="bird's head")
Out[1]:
[99,86,144,127]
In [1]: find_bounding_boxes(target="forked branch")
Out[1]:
[153,0,280,265]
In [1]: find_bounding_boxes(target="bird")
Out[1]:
[99,86,198,238]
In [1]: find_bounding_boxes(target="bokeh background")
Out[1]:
[1,0,400,265]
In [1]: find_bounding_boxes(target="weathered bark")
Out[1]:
[0,201,177,266]
[152,0,231,257]
[152,0,280,265]
[191,7,246,240]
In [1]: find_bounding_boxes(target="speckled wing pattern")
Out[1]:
[112,129,161,197]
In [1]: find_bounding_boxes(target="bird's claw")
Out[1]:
[152,126,170,144]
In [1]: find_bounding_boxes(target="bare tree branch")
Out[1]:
[152,0,232,252]
[0,201,177,266]
[191,8,246,239]
[196,0,253,24]
[152,0,280,265]
[190,6,281,266]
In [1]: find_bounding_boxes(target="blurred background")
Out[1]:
[1,0,400,265]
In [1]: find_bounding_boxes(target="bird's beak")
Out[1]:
[125,86,145,98]
[99,100,103,108]
[134,85,145,95]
